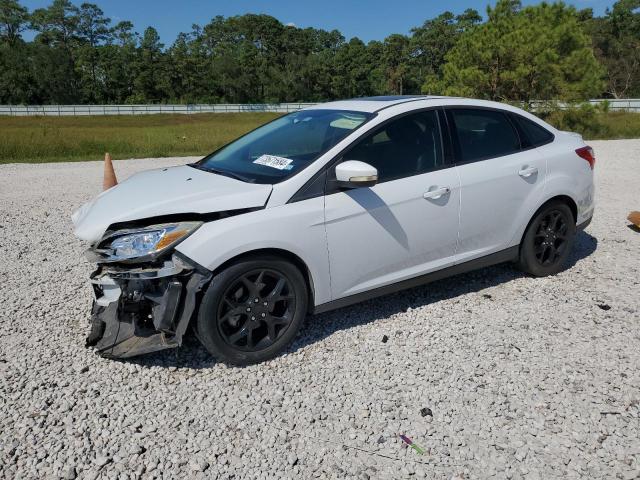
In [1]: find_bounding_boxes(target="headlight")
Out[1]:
[90,221,202,263]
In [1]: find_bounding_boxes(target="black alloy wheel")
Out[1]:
[533,209,570,266]
[197,255,308,365]
[217,269,295,351]
[518,201,576,277]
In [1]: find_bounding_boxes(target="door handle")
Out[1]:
[423,186,451,200]
[518,166,538,178]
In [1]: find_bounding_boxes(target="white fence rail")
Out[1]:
[586,98,640,111]
[0,99,639,116]
[0,103,318,116]
[531,99,640,112]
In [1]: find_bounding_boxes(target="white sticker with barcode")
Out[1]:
[253,154,293,170]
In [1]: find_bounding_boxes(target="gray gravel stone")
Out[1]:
[62,465,76,479]
[1,141,639,479]
[188,457,209,472]
[94,455,111,467]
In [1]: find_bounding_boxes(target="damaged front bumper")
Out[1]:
[87,253,211,358]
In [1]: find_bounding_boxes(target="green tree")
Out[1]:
[382,34,410,94]
[98,21,137,102]
[130,26,166,102]
[427,0,606,103]
[77,3,110,46]
[76,3,112,102]
[166,32,201,102]
[29,0,82,102]
[273,25,314,101]
[332,38,380,99]
[0,0,31,103]
[589,0,640,98]
[34,42,81,102]
[0,0,29,45]
[30,0,79,49]
[111,20,136,47]
[4,0,633,106]
[410,9,481,80]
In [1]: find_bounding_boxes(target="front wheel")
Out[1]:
[517,201,576,277]
[196,255,308,366]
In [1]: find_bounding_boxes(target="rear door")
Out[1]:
[446,107,547,262]
[324,109,461,299]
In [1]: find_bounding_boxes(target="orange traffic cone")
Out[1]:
[628,211,640,228]
[103,152,118,190]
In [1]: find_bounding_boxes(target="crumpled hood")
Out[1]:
[72,165,272,243]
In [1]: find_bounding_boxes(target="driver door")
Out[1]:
[324,109,461,300]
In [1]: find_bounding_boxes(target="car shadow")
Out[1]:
[124,231,598,370]
[346,187,410,250]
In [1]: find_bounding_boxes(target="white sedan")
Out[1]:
[73,96,595,365]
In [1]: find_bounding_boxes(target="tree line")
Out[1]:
[0,0,638,105]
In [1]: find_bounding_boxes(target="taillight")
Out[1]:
[575,146,595,170]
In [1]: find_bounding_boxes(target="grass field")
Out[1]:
[0,113,280,164]
[596,111,640,139]
[0,111,639,164]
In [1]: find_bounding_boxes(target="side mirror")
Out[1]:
[335,160,378,188]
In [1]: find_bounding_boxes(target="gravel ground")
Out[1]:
[1,140,639,480]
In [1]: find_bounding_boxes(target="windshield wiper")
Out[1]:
[188,163,254,183]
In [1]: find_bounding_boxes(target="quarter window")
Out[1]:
[449,108,520,163]
[343,110,444,182]
[511,114,554,147]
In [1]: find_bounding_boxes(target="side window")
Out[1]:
[449,108,520,163]
[343,110,444,182]
[511,114,554,147]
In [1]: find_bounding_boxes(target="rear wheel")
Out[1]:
[196,255,308,365]
[517,201,576,277]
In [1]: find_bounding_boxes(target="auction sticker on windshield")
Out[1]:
[253,154,294,170]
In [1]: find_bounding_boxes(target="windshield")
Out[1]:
[194,109,374,184]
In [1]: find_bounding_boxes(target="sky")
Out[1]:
[21,0,615,44]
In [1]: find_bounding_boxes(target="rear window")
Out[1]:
[512,114,554,147]
[449,108,521,163]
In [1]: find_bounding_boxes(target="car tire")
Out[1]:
[196,255,308,366]
[517,201,576,277]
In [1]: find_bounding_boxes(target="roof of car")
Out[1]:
[305,95,451,113]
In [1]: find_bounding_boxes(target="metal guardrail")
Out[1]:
[529,99,640,112]
[586,99,640,111]
[0,99,639,116]
[0,103,318,116]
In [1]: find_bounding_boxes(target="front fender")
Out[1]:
[176,198,331,306]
